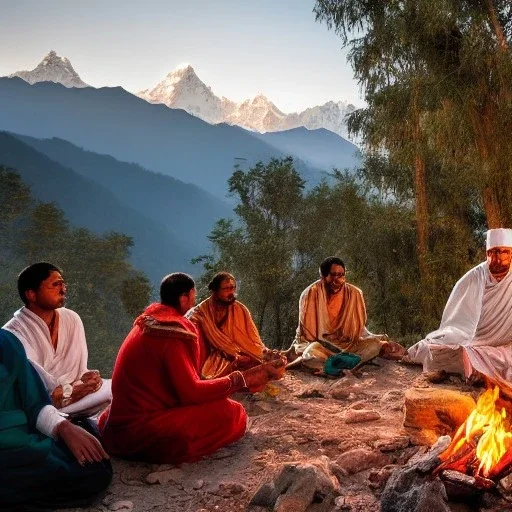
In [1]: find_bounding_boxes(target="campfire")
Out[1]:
[434,385,512,490]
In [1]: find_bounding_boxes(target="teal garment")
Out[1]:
[0,328,53,466]
[324,352,362,376]
[0,329,112,509]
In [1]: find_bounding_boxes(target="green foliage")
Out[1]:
[314,0,512,227]
[196,156,472,349]
[0,166,152,375]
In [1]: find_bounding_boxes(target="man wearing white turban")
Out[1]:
[407,228,512,387]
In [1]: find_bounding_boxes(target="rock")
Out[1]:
[403,388,476,445]
[193,479,205,490]
[215,481,247,497]
[120,466,148,486]
[334,493,380,511]
[380,437,454,512]
[108,501,134,511]
[344,409,381,423]
[145,467,184,485]
[250,458,340,511]
[380,390,404,403]
[381,471,450,512]
[348,400,369,410]
[374,436,410,452]
[297,387,325,399]
[368,465,399,489]
[333,448,390,475]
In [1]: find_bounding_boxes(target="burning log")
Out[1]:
[435,386,512,482]
[440,469,495,491]
[434,444,476,477]
[488,447,512,480]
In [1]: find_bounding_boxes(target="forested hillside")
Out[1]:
[0,166,151,374]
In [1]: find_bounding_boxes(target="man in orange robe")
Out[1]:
[99,273,284,464]
[288,257,404,370]
[187,272,266,379]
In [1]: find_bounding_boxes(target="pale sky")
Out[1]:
[0,0,364,113]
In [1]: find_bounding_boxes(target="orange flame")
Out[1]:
[440,386,512,477]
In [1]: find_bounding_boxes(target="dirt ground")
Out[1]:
[67,359,429,512]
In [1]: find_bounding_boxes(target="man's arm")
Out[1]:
[55,421,109,465]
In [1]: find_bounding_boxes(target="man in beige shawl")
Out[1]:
[187,272,267,379]
[288,257,403,370]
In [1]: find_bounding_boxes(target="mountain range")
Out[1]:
[1,52,362,281]
[138,64,356,139]
[7,51,356,139]
[0,77,360,200]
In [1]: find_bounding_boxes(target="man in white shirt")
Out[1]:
[3,262,111,415]
[407,228,512,388]
[0,328,111,509]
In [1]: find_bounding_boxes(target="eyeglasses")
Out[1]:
[487,249,512,257]
[329,272,346,278]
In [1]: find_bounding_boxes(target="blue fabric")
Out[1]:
[324,352,361,376]
[0,329,112,509]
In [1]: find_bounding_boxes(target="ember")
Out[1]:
[435,386,512,482]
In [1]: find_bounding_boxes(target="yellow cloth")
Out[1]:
[294,280,384,363]
[187,297,264,379]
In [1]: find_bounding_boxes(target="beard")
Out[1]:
[217,295,236,305]
[326,282,343,294]
[489,262,510,275]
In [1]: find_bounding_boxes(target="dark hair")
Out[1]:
[208,272,235,292]
[319,257,345,277]
[18,262,62,305]
[160,272,195,308]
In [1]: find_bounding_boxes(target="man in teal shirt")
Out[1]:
[0,328,112,509]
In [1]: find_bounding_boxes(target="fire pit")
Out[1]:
[435,386,512,489]
[382,385,512,511]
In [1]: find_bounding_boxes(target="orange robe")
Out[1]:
[98,303,247,463]
[187,297,264,378]
[293,280,385,364]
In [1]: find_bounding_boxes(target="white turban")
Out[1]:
[486,228,512,250]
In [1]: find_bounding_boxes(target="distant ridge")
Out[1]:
[0,132,192,283]
[15,133,232,258]
[0,77,329,200]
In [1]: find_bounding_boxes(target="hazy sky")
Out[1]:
[0,0,364,113]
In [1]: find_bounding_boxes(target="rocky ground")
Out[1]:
[63,359,483,512]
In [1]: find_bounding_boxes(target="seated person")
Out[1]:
[0,328,111,510]
[99,272,285,464]
[407,229,512,389]
[288,256,404,371]
[3,262,111,416]
[187,272,273,379]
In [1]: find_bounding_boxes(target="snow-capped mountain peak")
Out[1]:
[137,64,356,138]
[138,64,236,124]
[8,51,89,88]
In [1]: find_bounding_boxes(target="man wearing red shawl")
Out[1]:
[99,272,284,464]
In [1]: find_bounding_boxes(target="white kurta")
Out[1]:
[3,307,88,390]
[408,262,512,385]
[3,307,112,415]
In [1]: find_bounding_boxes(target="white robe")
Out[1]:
[408,262,512,385]
[3,307,111,415]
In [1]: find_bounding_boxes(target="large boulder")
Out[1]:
[404,387,476,445]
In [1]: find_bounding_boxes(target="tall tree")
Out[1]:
[314,0,512,227]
